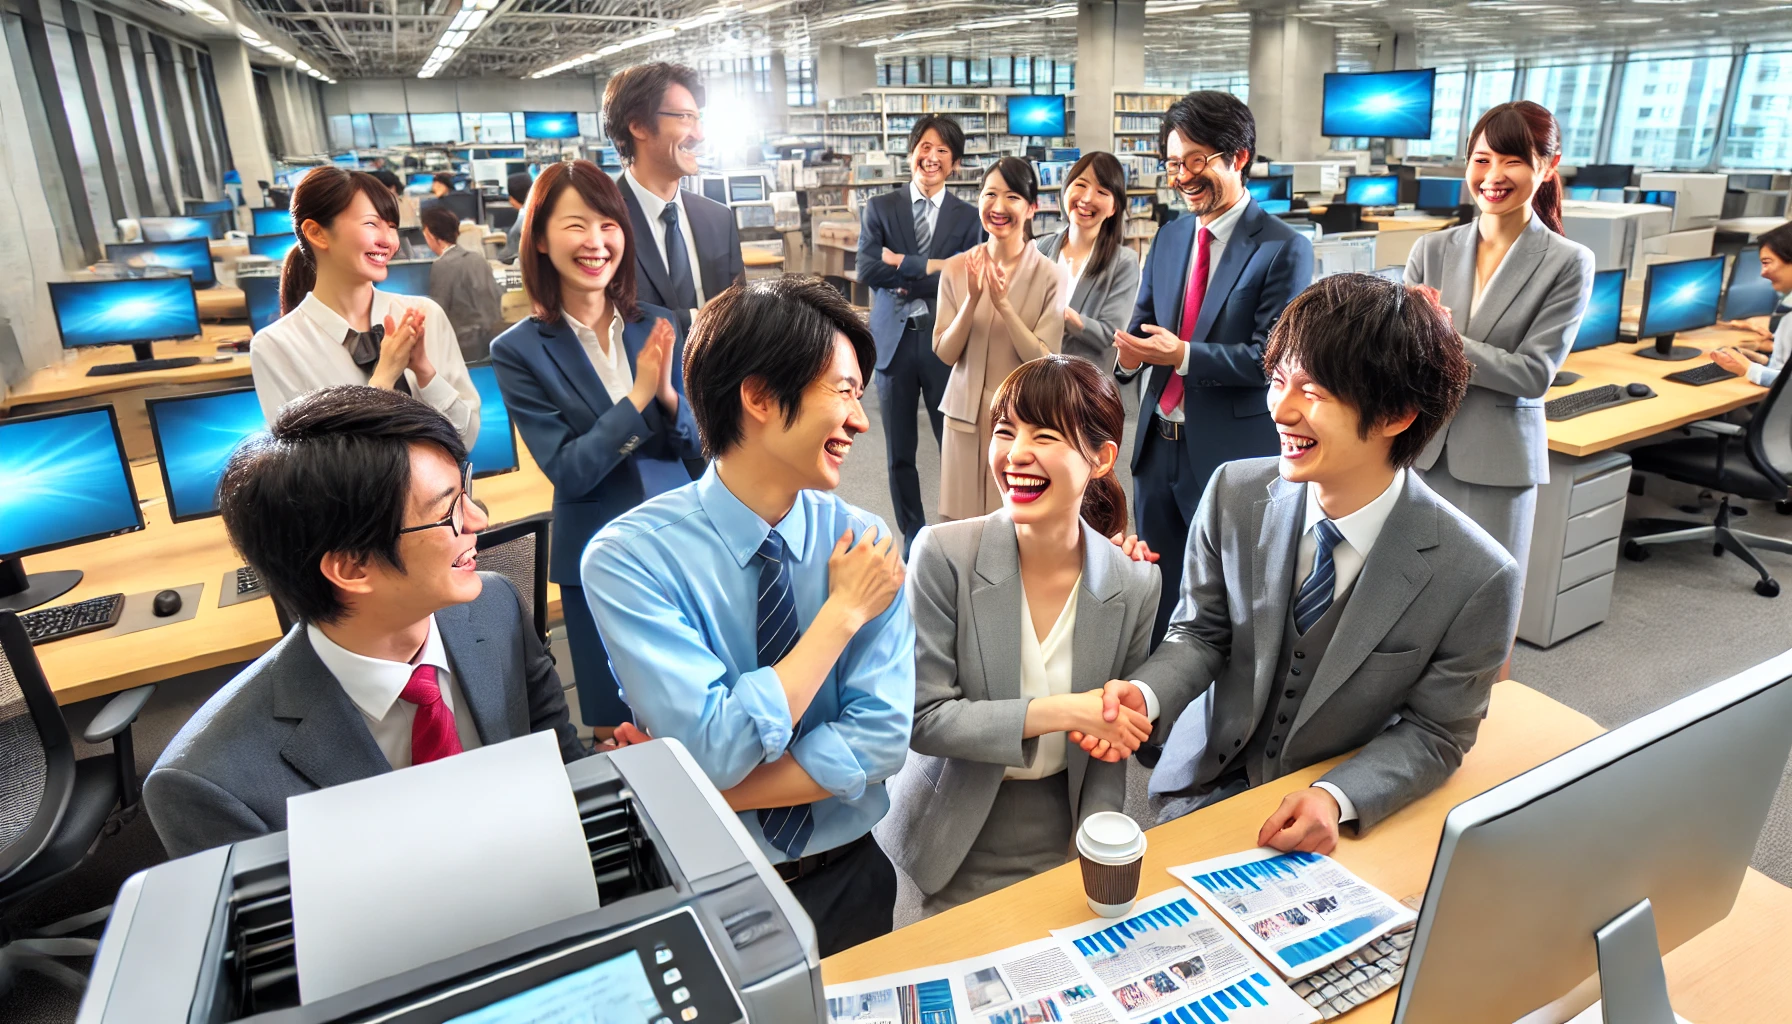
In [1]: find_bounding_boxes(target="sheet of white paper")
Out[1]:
[824,937,1121,1024]
[1565,1004,1692,1024]
[287,731,600,1004]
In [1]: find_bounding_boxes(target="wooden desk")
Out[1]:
[1,326,253,414]
[1361,214,1456,232]
[743,247,784,268]
[30,439,558,705]
[1547,321,1765,456]
[195,285,246,320]
[823,683,1792,1023]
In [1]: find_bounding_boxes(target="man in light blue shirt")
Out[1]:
[583,276,912,957]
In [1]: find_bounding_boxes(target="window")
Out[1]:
[930,56,947,84]
[1521,62,1610,164]
[992,56,1011,86]
[371,113,410,146]
[1406,69,1466,158]
[462,111,515,143]
[786,56,815,107]
[970,57,989,86]
[1467,62,1517,126]
[950,57,966,86]
[1054,60,1073,92]
[351,113,374,149]
[905,57,924,85]
[1608,52,1732,168]
[1012,55,1030,86]
[409,112,459,144]
[1033,57,1052,90]
[328,114,354,151]
[1724,50,1792,169]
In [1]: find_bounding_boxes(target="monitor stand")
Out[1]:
[1635,333,1699,361]
[0,557,82,613]
[1594,898,1677,1024]
[86,342,203,377]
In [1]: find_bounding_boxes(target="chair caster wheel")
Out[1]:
[1757,578,1780,598]
[1624,540,1649,562]
[1715,543,1727,557]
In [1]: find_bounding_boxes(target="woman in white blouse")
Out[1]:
[251,166,480,444]
[877,356,1161,915]
[1036,152,1142,368]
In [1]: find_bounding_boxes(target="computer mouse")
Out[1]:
[1626,383,1655,399]
[152,589,182,617]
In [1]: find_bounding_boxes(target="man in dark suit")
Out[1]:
[856,115,984,554]
[144,386,584,858]
[604,61,745,334]
[1116,92,1314,642]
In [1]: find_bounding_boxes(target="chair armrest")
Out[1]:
[83,685,155,744]
[1686,419,1745,437]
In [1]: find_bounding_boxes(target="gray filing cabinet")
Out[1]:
[1519,449,1633,647]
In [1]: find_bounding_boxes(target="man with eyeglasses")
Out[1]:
[144,386,585,859]
[1115,90,1314,644]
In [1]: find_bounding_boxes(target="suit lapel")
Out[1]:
[1052,230,1101,312]
[621,182,676,305]
[1191,206,1260,345]
[888,188,920,257]
[682,192,725,298]
[970,513,1024,701]
[1464,217,1550,342]
[1071,521,1127,695]
[437,597,512,745]
[1251,477,1304,715]
[537,318,606,423]
[931,192,974,259]
[274,633,393,788]
[1443,227,1477,331]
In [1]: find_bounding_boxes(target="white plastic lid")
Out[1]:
[1076,811,1147,865]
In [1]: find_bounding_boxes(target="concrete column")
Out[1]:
[207,39,273,206]
[1075,0,1145,155]
[815,44,874,105]
[1247,13,1336,163]
[767,50,790,135]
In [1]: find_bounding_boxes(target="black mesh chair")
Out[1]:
[0,611,152,993]
[1318,202,1363,234]
[1624,363,1792,596]
[476,512,553,643]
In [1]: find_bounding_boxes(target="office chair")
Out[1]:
[1623,365,1792,597]
[475,512,552,643]
[1318,202,1363,234]
[0,611,152,994]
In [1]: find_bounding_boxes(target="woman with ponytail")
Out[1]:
[1403,100,1594,579]
[250,166,480,444]
[877,355,1161,915]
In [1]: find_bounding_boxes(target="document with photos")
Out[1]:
[825,937,1119,1024]
[1050,887,1319,1024]
[1168,849,1417,979]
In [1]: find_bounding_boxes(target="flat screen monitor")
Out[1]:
[48,277,201,349]
[1007,94,1067,137]
[1566,185,1599,201]
[488,205,518,231]
[1258,198,1292,214]
[700,176,727,204]
[409,172,435,188]
[1640,189,1676,208]
[430,191,481,225]
[332,152,360,167]
[247,232,300,263]
[0,406,144,561]
[1416,177,1465,210]
[1574,164,1633,189]
[1345,175,1400,206]
[1724,245,1783,320]
[1247,175,1293,201]
[726,175,765,204]
[1639,255,1724,349]
[382,260,433,298]
[252,208,294,234]
[1321,69,1436,138]
[105,239,216,288]
[186,199,233,215]
[241,275,283,333]
[523,111,580,140]
[1571,269,1626,351]
[145,387,267,522]
[279,167,313,190]
[140,216,221,242]
[466,364,518,478]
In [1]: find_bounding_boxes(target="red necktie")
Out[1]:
[1159,226,1214,416]
[400,664,463,765]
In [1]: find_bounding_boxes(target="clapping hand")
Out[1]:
[986,257,1012,312]
[371,306,428,391]
[1114,323,1186,371]
[965,248,986,306]
[628,318,677,413]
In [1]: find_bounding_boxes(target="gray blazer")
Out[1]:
[429,243,506,363]
[144,573,585,858]
[876,510,1161,896]
[1138,459,1521,831]
[1036,230,1142,368]
[1405,217,1595,487]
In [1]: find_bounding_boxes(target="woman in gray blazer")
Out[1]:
[1037,152,1141,368]
[1405,101,1594,573]
[876,356,1160,915]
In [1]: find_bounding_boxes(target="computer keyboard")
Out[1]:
[1292,927,1414,1019]
[1545,384,1627,421]
[20,593,125,644]
[88,357,203,377]
[1663,362,1740,386]
[234,565,265,596]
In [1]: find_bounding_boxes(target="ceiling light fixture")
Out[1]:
[420,0,505,78]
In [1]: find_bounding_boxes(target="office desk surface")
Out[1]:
[821,682,1792,1023]
[195,285,247,320]
[742,248,784,268]
[1361,214,1457,232]
[1,326,255,413]
[1547,321,1766,456]
[31,441,558,705]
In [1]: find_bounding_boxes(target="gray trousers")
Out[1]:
[1418,461,1538,578]
[921,773,1073,917]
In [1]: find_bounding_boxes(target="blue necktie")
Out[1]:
[753,532,814,858]
[1293,519,1344,635]
[660,202,698,311]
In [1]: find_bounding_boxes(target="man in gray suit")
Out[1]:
[421,205,505,363]
[145,386,584,859]
[1076,274,1522,853]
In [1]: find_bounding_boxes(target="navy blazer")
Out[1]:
[619,181,744,326]
[856,185,984,370]
[1125,199,1314,480]
[489,302,701,585]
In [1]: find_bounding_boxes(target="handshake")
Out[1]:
[1050,680,1153,763]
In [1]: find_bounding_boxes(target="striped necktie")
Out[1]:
[1293,519,1344,635]
[913,196,933,255]
[753,531,814,858]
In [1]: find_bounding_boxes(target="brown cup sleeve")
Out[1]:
[1079,853,1144,907]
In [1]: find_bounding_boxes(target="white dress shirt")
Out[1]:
[251,290,480,446]
[1140,193,1253,423]
[565,310,633,405]
[1747,312,1791,388]
[306,615,483,769]
[624,168,707,319]
[1007,583,1079,781]
[904,181,947,320]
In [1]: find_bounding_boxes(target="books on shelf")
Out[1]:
[1114,114,1162,133]
[1115,93,1179,112]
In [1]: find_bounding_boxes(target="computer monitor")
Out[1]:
[1007,94,1067,137]
[1393,653,1792,1024]
[488,205,518,232]
[1637,254,1724,360]
[1574,164,1634,189]
[1321,69,1436,138]
[1566,185,1599,201]
[1258,199,1292,215]
[523,111,580,140]
[700,176,727,204]
[1571,269,1626,351]
[1247,175,1293,202]
[726,175,766,204]
[1415,177,1465,212]
[1345,175,1400,207]
[381,260,433,297]
[186,199,233,215]
[105,238,216,288]
[0,405,144,612]
[409,172,435,188]
[430,191,481,226]
[140,216,222,242]
[1723,245,1783,320]
[145,387,267,523]
[241,274,283,333]
[252,208,294,234]
[247,232,300,264]
[1288,221,1320,242]
[48,277,204,376]
[466,364,518,478]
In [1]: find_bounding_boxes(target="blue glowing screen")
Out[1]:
[148,389,267,522]
[0,408,141,558]
[1258,199,1292,214]
[1572,269,1626,351]
[409,172,435,187]
[253,208,294,234]
[1247,176,1292,201]
[242,275,283,333]
[106,239,216,287]
[1641,256,1724,337]
[1345,176,1399,206]
[1567,185,1598,200]
[140,216,219,241]
[1007,95,1067,137]
[1417,177,1464,209]
[523,111,580,140]
[443,951,663,1024]
[1725,246,1784,320]
[467,365,518,477]
[248,232,300,263]
[1322,69,1436,139]
[49,277,201,349]
[381,260,433,297]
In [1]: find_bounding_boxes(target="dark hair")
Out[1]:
[507,171,533,205]
[420,205,460,245]
[603,62,705,164]
[432,172,455,190]
[369,168,403,193]
[989,355,1128,537]
[281,167,400,315]
[1468,101,1564,235]
[983,157,1040,240]
[907,114,966,165]
[1263,274,1470,469]
[1159,91,1256,170]
[1061,151,1127,281]
[218,385,468,625]
[1758,221,1792,265]
[520,160,641,324]
[683,277,875,459]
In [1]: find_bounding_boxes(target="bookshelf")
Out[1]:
[1111,90,1182,157]
[822,88,1076,164]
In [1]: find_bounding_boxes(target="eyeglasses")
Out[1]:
[1162,152,1227,179]
[399,462,474,538]
[656,110,703,127]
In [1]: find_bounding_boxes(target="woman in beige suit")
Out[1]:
[935,156,1064,520]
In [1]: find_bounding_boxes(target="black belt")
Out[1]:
[775,830,872,883]
[1154,417,1185,441]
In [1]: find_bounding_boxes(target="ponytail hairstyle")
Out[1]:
[1063,151,1128,281]
[1467,100,1564,235]
[988,355,1128,537]
[280,167,401,315]
[984,156,1041,240]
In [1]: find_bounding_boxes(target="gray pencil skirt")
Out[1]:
[1418,463,1538,577]
[921,772,1074,918]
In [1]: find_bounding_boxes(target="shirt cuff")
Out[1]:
[1313,781,1358,824]
[788,722,869,802]
[1128,681,1161,723]
[416,372,461,413]
[1176,339,1191,375]
[1748,362,1770,386]
[726,665,796,764]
